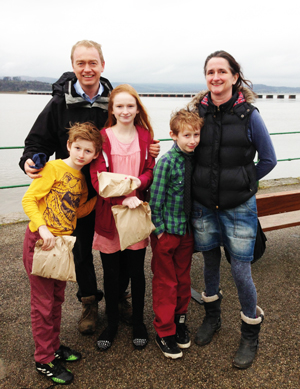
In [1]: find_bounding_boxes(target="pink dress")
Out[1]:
[93,128,149,253]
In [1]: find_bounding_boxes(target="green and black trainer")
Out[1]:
[36,358,73,385]
[54,345,82,362]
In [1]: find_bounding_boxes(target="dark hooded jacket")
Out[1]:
[19,72,113,197]
[188,87,258,210]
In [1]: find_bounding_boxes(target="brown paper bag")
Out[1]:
[111,202,155,251]
[31,235,77,282]
[97,172,138,198]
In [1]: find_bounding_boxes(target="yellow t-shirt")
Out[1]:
[22,159,96,235]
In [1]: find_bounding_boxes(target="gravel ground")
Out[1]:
[0,181,300,389]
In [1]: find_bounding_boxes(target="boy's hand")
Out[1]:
[122,196,141,209]
[157,232,164,239]
[25,159,43,179]
[38,225,56,251]
[149,140,160,158]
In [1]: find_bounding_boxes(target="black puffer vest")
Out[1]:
[192,92,257,210]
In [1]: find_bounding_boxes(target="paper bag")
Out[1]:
[31,235,77,282]
[111,202,155,251]
[97,172,138,198]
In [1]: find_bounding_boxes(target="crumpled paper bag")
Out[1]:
[111,202,155,251]
[31,235,77,282]
[97,172,138,198]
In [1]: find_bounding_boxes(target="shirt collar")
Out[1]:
[173,142,195,157]
[74,80,104,103]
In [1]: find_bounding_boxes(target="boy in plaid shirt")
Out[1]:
[150,109,203,359]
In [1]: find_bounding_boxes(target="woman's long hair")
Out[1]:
[105,84,154,139]
[204,50,255,93]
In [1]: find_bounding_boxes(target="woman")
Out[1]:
[189,51,277,369]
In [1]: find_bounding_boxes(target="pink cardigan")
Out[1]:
[90,126,155,239]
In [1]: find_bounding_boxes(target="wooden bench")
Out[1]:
[191,189,300,304]
[256,189,300,231]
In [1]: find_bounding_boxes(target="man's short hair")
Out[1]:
[170,109,204,136]
[71,40,104,64]
[68,122,102,154]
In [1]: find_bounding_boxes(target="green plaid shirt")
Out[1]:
[150,143,193,236]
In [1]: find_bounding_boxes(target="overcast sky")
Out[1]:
[1,0,298,87]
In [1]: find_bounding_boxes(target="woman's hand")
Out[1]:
[149,140,160,158]
[38,225,56,251]
[122,196,141,209]
[24,159,43,179]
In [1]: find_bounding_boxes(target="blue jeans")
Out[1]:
[192,195,257,262]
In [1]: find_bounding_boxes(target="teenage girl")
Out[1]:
[90,84,155,351]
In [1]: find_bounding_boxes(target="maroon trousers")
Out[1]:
[23,226,66,363]
[151,232,194,337]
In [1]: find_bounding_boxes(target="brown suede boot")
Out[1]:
[78,295,98,335]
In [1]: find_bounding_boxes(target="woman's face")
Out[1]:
[205,57,238,102]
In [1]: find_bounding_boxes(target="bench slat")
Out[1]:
[259,210,300,231]
[256,190,300,217]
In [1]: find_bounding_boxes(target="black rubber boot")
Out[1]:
[194,290,223,346]
[233,306,264,369]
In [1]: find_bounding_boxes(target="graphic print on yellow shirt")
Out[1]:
[43,171,84,232]
[22,159,92,236]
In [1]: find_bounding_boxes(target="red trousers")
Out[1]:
[151,232,193,337]
[23,226,66,363]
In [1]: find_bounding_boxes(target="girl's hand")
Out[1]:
[38,225,56,251]
[122,196,141,209]
[124,175,141,188]
[149,140,160,158]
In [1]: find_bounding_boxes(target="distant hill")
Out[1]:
[0,79,52,92]
[1,76,299,94]
[113,83,207,93]
[252,84,300,93]
[19,76,57,84]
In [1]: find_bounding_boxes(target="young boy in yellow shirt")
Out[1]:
[22,122,101,385]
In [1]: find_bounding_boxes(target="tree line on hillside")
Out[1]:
[0,79,52,92]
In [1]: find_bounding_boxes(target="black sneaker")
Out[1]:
[155,334,183,359]
[36,358,73,385]
[175,314,191,349]
[54,345,82,362]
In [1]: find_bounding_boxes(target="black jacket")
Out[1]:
[19,72,113,170]
[19,72,113,197]
[192,90,257,210]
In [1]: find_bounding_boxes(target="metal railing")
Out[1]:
[1,132,300,190]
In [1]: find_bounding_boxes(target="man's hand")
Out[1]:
[122,196,141,209]
[149,139,160,158]
[24,159,43,179]
[38,225,56,251]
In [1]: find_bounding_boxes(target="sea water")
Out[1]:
[0,93,299,215]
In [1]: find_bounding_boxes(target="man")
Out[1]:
[20,40,134,335]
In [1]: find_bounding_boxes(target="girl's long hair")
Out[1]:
[105,84,154,139]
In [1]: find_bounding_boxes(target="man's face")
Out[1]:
[72,46,105,93]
